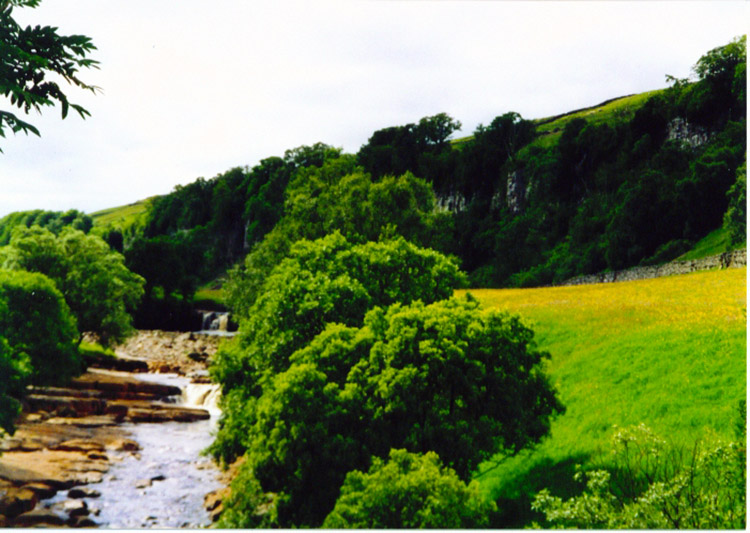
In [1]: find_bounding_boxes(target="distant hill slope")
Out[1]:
[89,198,152,230]
[88,37,746,296]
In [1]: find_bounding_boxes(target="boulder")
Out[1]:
[69,371,182,398]
[21,482,57,500]
[0,487,38,519]
[68,487,101,499]
[12,508,66,527]
[60,498,89,517]
[126,405,210,423]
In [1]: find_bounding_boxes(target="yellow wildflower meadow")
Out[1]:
[469,267,746,508]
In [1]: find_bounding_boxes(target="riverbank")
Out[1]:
[0,331,227,527]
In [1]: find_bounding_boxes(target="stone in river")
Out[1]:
[11,508,66,527]
[60,498,89,517]
[0,487,38,519]
[68,487,102,499]
[21,482,57,500]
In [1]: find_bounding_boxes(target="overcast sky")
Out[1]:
[0,0,747,218]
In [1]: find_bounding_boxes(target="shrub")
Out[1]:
[531,422,746,529]
[323,449,497,529]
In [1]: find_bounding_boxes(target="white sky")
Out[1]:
[0,0,747,217]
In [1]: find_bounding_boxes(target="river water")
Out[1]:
[45,372,224,528]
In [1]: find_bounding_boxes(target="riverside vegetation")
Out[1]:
[0,19,746,529]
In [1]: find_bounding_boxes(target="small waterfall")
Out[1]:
[182,382,222,413]
[198,311,236,336]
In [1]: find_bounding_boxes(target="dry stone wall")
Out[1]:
[560,249,746,286]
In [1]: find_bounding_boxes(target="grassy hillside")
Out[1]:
[451,89,663,149]
[89,198,152,230]
[461,267,746,525]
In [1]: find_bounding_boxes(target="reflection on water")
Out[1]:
[46,373,223,528]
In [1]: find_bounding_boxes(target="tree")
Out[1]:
[0,0,98,148]
[212,232,464,394]
[224,158,452,315]
[0,209,93,245]
[216,294,563,527]
[3,226,144,345]
[323,449,496,529]
[0,269,79,387]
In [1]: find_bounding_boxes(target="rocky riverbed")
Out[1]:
[0,331,228,528]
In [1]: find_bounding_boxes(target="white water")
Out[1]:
[44,373,223,528]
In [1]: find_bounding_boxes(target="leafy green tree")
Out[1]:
[213,232,463,393]
[323,449,496,529]
[532,423,746,529]
[0,0,98,147]
[3,226,144,345]
[0,269,79,386]
[218,294,563,527]
[224,159,451,315]
[0,209,92,245]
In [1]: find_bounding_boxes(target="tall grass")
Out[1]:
[461,268,746,526]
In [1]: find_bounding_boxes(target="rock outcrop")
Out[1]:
[0,367,211,526]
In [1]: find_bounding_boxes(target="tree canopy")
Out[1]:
[0,269,79,387]
[0,0,98,148]
[212,285,563,527]
[2,226,144,345]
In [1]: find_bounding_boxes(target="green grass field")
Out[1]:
[461,267,746,525]
[89,198,152,230]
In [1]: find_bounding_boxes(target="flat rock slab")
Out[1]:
[0,449,108,489]
[71,370,182,397]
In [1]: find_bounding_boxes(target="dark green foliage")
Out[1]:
[357,112,461,185]
[224,158,451,315]
[141,143,341,283]
[359,39,746,286]
[216,294,562,527]
[0,0,98,148]
[0,327,30,434]
[211,231,464,417]
[0,209,93,245]
[323,449,497,529]
[3,226,144,346]
[0,269,79,386]
[724,158,747,246]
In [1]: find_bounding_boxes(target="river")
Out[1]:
[45,372,224,528]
